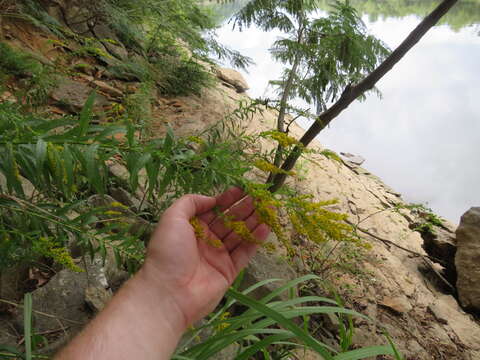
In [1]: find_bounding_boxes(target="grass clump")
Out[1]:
[0,42,55,105]
[321,149,343,163]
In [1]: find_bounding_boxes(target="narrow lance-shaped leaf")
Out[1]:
[77,91,97,138]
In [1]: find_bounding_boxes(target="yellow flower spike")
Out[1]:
[110,201,128,209]
[190,217,222,248]
[104,210,123,216]
[215,311,231,331]
[261,130,300,147]
[223,218,260,245]
[253,159,296,176]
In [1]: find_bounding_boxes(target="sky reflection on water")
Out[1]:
[216,13,480,223]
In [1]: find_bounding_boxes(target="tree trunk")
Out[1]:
[268,0,459,193]
[267,53,302,183]
[267,21,305,183]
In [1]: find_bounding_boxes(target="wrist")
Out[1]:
[132,266,189,335]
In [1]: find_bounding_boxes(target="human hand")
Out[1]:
[138,187,271,329]
[55,188,269,360]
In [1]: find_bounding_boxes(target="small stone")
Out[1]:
[92,80,124,98]
[85,286,112,313]
[242,249,297,301]
[340,152,366,166]
[379,295,412,314]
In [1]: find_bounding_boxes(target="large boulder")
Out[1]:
[50,79,109,112]
[455,207,480,311]
[216,68,249,93]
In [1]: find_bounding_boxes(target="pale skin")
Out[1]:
[55,187,270,360]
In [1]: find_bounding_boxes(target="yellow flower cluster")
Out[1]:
[253,159,295,176]
[287,196,368,248]
[261,130,299,147]
[36,236,83,272]
[215,311,231,331]
[223,216,260,245]
[189,217,222,248]
[187,136,206,145]
[246,184,289,251]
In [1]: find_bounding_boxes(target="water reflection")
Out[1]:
[316,0,480,32]
[213,1,479,223]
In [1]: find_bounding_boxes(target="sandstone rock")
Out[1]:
[91,23,129,60]
[289,349,324,359]
[455,207,480,311]
[428,295,480,350]
[85,285,112,313]
[0,173,36,200]
[25,257,107,334]
[216,68,249,93]
[379,295,412,314]
[340,152,365,166]
[50,79,109,112]
[92,80,124,99]
[242,249,297,301]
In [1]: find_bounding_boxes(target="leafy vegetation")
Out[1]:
[175,275,400,360]
[1,0,458,357]
[232,0,389,178]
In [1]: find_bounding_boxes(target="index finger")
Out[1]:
[198,187,246,224]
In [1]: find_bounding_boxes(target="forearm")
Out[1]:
[55,268,186,360]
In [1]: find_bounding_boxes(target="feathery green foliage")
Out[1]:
[232,0,389,177]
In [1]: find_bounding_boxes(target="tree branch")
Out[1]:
[268,0,459,193]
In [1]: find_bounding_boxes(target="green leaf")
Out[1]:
[128,153,152,191]
[34,139,47,169]
[163,125,175,154]
[158,165,175,195]
[94,125,126,143]
[333,345,394,360]
[23,293,32,360]
[235,334,293,360]
[3,143,25,197]
[78,92,96,138]
[0,345,25,358]
[85,144,103,194]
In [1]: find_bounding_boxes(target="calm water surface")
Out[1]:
[212,1,480,223]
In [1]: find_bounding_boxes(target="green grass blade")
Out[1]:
[333,345,395,360]
[384,332,404,360]
[227,288,334,360]
[235,334,293,360]
[183,328,289,358]
[78,92,96,138]
[258,274,320,304]
[24,293,32,360]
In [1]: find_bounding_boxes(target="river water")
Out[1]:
[210,0,480,224]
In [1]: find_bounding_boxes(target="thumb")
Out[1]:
[164,194,217,220]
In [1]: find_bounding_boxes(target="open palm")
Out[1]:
[142,187,270,326]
